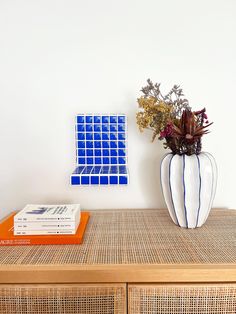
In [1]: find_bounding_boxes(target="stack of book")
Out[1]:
[14,204,81,235]
[0,204,90,246]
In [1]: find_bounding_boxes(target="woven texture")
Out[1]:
[0,209,235,265]
[0,284,126,314]
[129,284,236,314]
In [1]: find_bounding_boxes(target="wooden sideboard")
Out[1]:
[0,208,236,313]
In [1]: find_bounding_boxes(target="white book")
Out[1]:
[14,221,78,230]
[14,229,76,235]
[14,204,81,222]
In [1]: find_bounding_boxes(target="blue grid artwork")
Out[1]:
[71,114,129,185]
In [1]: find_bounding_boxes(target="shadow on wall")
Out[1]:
[126,92,166,209]
[138,153,166,208]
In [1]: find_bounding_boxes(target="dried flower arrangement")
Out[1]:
[136,79,213,155]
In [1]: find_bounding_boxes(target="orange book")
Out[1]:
[0,212,90,246]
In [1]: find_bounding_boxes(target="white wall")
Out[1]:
[0,0,236,218]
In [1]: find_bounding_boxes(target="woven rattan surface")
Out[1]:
[128,284,236,314]
[0,284,126,314]
[0,209,235,266]
[128,285,236,314]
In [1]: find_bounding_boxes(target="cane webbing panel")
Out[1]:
[0,284,126,314]
[0,209,235,265]
[128,284,236,314]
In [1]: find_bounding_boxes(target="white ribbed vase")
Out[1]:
[160,152,217,228]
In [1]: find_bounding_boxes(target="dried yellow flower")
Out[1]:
[136,96,173,141]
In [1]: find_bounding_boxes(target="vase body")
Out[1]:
[160,152,217,228]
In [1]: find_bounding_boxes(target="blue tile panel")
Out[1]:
[71,166,129,185]
[71,114,129,185]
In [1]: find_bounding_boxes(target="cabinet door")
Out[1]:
[0,283,126,314]
[129,284,236,314]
